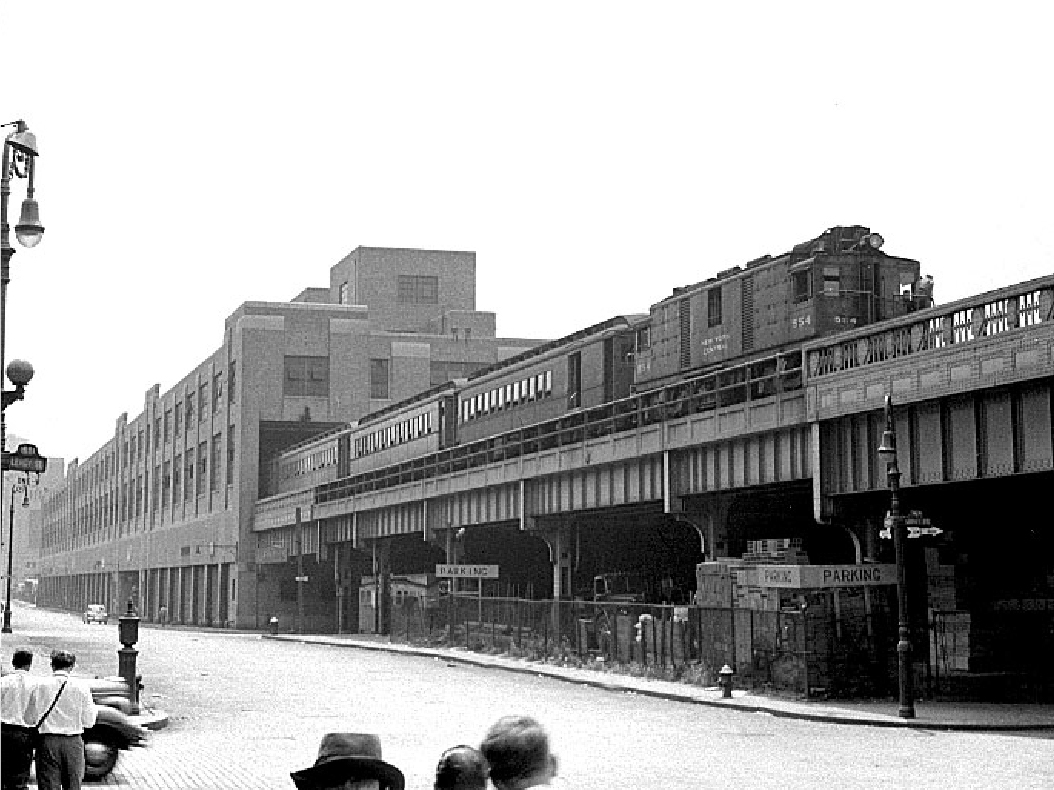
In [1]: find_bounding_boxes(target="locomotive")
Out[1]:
[635,225,932,388]
[271,226,933,500]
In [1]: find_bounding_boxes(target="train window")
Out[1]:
[529,377,537,401]
[823,266,840,295]
[707,288,723,327]
[513,381,521,404]
[792,271,811,303]
[545,370,552,396]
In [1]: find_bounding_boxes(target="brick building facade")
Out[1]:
[36,247,541,627]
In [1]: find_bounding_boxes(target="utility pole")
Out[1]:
[295,506,304,635]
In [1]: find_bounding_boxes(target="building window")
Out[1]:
[184,451,195,500]
[397,274,439,304]
[175,402,183,436]
[198,441,208,489]
[228,360,237,403]
[339,281,349,304]
[213,371,223,412]
[173,456,182,504]
[707,287,723,327]
[164,408,172,443]
[199,381,208,422]
[370,358,390,399]
[211,434,222,492]
[284,356,329,397]
[186,392,195,425]
[163,461,171,505]
[226,427,235,485]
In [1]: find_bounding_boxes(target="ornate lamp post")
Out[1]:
[2,121,44,456]
[2,473,31,632]
[877,394,915,718]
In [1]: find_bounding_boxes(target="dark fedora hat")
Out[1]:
[291,733,405,790]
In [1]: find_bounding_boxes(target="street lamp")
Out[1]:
[2,120,44,457]
[2,473,31,633]
[877,394,915,719]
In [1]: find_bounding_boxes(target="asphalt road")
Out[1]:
[3,603,1052,789]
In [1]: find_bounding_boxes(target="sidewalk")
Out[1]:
[265,632,1054,732]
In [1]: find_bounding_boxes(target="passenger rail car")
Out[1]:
[273,427,344,495]
[273,383,460,495]
[635,226,933,388]
[455,315,644,445]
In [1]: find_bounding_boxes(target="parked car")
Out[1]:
[84,675,148,779]
[83,604,109,625]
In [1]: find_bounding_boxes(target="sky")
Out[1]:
[2,2,1052,464]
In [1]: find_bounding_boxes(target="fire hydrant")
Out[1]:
[269,616,279,635]
[718,664,734,698]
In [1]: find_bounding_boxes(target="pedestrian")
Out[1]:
[290,732,405,790]
[434,744,488,790]
[158,604,169,627]
[1,648,37,790]
[479,715,559,790]
[24,650,97,790]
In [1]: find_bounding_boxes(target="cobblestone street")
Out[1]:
[4,605,1052,789]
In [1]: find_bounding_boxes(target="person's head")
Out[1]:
[11,648,33,670]
[50,650,76,672]
[479,716,557,790]
[291,733,404,790]
[434,745,488,790]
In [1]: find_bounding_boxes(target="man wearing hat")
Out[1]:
[291,733,405,790]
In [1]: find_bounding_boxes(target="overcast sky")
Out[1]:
[3,2,1052,464]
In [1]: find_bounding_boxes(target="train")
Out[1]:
[635,224,931,387]
[269,226,933,500]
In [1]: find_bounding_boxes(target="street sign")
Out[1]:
[908,526,944,539]
[435,564,499,579]
[883,510,937,539]
[295,575,309,582]
[1,444,47,473]
[754,564,897,589]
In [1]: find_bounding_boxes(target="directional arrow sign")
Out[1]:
[879,527,892,540]
[295,575,309,582]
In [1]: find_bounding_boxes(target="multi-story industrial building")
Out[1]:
[36,247,542,627]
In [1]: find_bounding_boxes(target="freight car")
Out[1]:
[635,226,933,389]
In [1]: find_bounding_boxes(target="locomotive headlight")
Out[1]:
[867,233,884,249]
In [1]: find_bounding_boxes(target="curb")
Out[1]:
[263,635,1054,733]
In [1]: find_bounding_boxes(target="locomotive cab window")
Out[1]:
[792,271,811,303]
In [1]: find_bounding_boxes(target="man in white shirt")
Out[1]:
[1,648,38,790]
[24,650,97,790]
